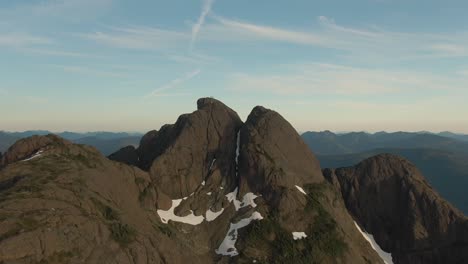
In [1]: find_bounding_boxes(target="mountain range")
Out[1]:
[301,131,468,155]
[0,98,466,263]
[0,131,142,156]
[301,131,468,215]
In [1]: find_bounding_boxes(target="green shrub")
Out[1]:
[240,183,347,263]
[110,223,136,246]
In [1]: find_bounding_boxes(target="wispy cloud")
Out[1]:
[48,64,128,78]
[0,0,112,23]
[208,16,330,46]
[147,69,201,97]
[167,52,218,65]
[20,47,102,58]
[0,33,53,47]
[190,0,215,51]
[200,15,468,62]
[81,26,188,50]
[226,63,467,96]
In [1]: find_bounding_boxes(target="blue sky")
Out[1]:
[1,0,468,133]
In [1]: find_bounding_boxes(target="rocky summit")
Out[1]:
[323,154,468,264]
[0,98,466,264]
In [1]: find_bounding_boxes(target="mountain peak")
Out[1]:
[1,134,71,167]
[197,97,229,110]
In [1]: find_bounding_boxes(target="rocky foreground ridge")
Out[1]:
[0,98,466,264]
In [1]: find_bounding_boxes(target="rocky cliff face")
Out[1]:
[324,154,468,264]
[0,98,465,264]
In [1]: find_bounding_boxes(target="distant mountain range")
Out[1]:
[0,131,143,155]
[302,130,468,155]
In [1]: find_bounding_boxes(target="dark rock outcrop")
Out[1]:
[325,154,468,264]
[108,146,139,166]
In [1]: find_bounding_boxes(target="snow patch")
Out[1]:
[238,192,259,210]
[22,150,44,162]
[209,158,216,170]
[235,131,240,177]
[225,187,238,203]
[295,185,307,195]
[201,180,206,186]
[225,188,260,211]
[235,131,240,164]
[206,192,212,196]
[292,232,307,240]
[215,212,263,256]
[206,208,225,222]
[157,199,204,225]
[354,221,393,264]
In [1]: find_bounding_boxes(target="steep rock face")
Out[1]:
[325,154,468,264]
[110,98,243,199]
[232,106,383,263]
[148,98,243,198]
[239,106,323,193]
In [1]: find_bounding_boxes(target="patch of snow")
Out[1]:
[235,131,240,177]
[22,150,44,162]
[225,187,239,203]
[354,221,393,264]
[206,192,212,195]
[220,186,224,190]
[201,180,206,186]
[235,131,240,164]
[157,199,204,225]
[295,185,307,195]
[206,208,225,222]
[225,188,259,211]
[215,212,263,256]
[209,158,216,170]
[292,232,307,240]
[238,192,259,209]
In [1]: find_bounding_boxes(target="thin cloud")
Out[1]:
[20,47,102,58]
[148,69,201,97]
[202,15,468,62]
[0,33,53,47]
[226,63,467,96]
[210,16,330,46]
[317,16,381,38]
[48,64,128,78]
[0,0,112,22]
[81,26,188,50]
[190,0,215,51]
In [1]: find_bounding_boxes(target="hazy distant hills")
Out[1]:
[0,131,142,155]
[438,131,468,142]
[302,130,468,155]
[301,131,468,214]
[0,132,19,154]
[318,148,468,214]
